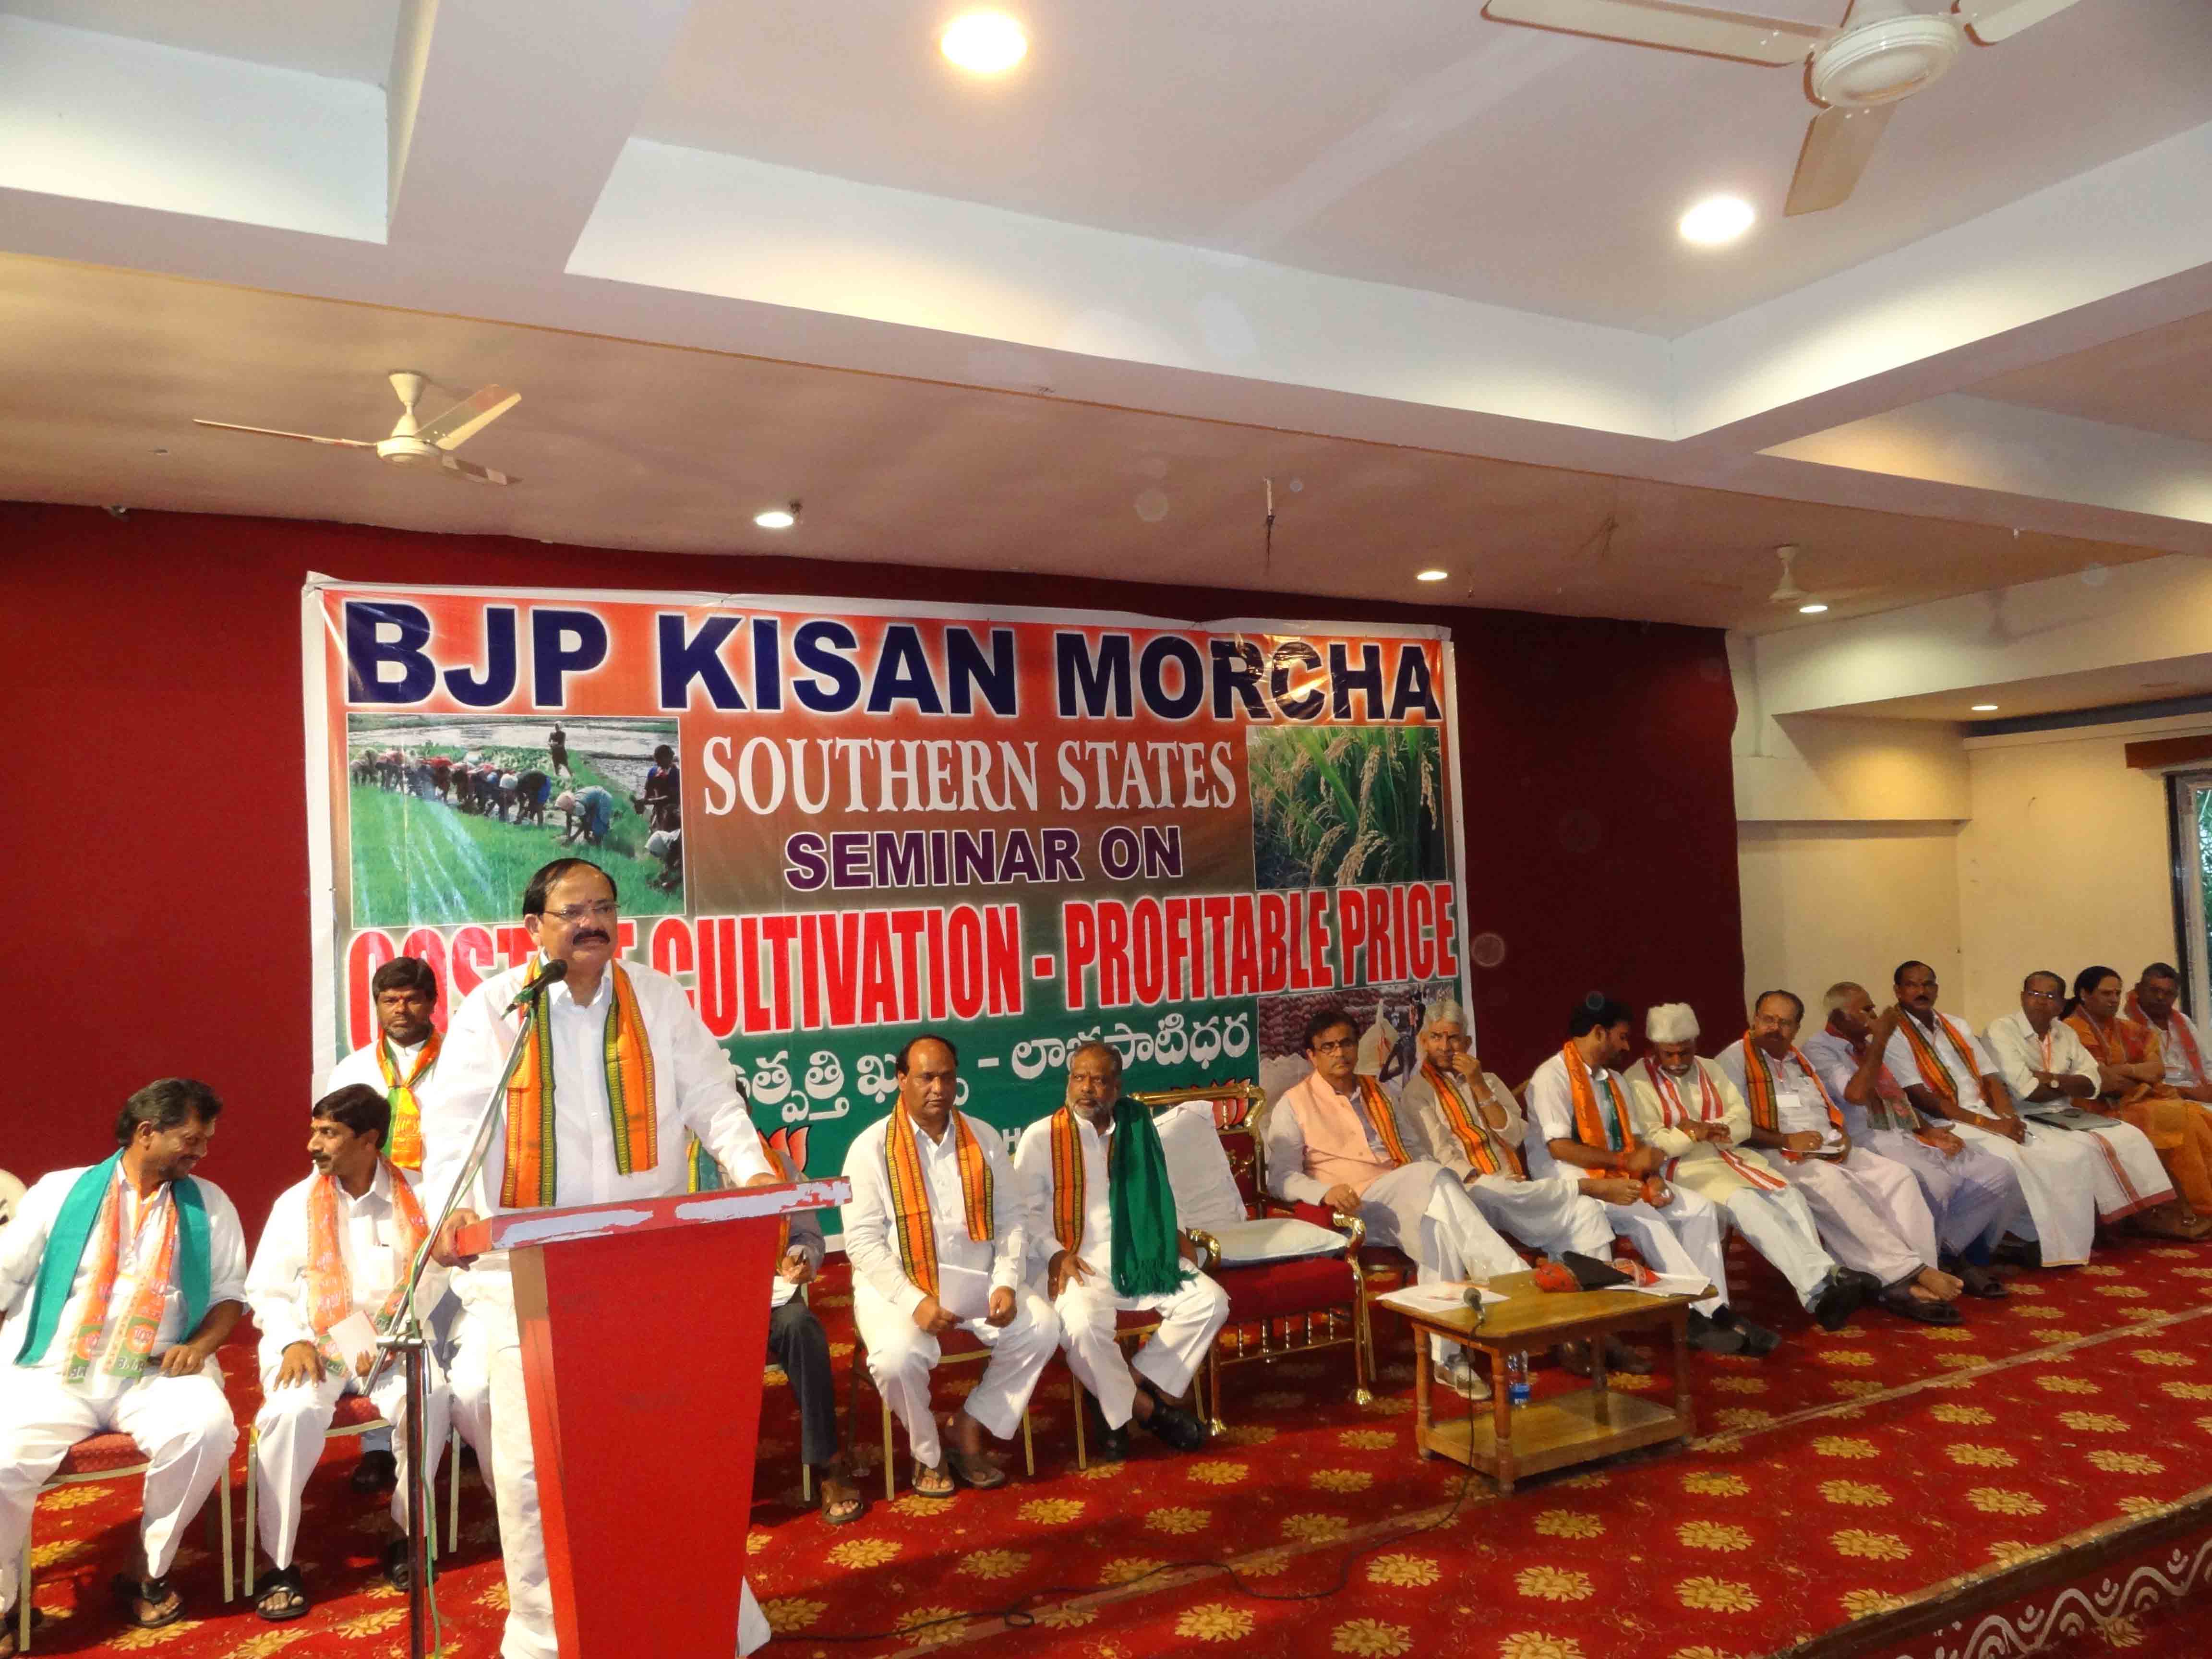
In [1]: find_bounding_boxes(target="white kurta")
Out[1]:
[1711,1044,1937,1289]
[1523,1053,1726,1314]
[244,1165,453,1569]
[1391,1068,1614,1261]
[1882,1013,2103,1267]
[0,1166,248,1613]
[1011,1110,1228,1431]
[1983,1011,2173,1221]
[1801,1028,2020,1259]
[1624,1058,1840,1313]
[843,1112,1058,1467]
[417,955,774,1659]
[322,1034,429,1105]
[2146,1008,2209,1092]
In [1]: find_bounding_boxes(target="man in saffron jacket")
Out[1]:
[0,1080,247,1641]
[1264,1006,1525,1399]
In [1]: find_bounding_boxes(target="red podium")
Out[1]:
[454,1178,849,1656]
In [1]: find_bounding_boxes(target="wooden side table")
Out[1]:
[1397,1268,1705,1493]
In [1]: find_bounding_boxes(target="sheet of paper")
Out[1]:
[1378,1281,1505,1314]
[327,1310,381,1373]
[937,1262,993,1322]
[1627,1273,1710,1300]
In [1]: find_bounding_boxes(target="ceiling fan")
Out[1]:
[1767,543,1884,610]
[1478,0,2083,215]
[194,371,521,484]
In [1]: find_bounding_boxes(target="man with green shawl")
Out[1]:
[1013,1042,1225,1458]
[0,1080,248,1642]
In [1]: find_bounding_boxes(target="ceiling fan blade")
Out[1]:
[1952,0,2081,44]
[1784,102,1896,216]
[1480,0,1830,65]
[414,385,519,451]
[191,419,377,449]
[439,452,516,486]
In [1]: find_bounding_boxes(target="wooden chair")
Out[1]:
[1132,1084,1371,1429]
[240,1395,461,1597]
[17,1432,232,1652]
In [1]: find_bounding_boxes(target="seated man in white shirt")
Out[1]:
[1390,998,1652,1374]
[1522,999,1759,1356]
[1265,1006,1528,1398]
[2132,963,2212,1103]
[0,1080,248,1643]
[1880,961,2109,1268]
[842,1035,1058,1496]
[1984,970,2184,1239]
[1714,992,1962,1326]
[244,1085,451,1621]
[1013,1043,1226,1459]
[1803,982,2020,1298]
[1628,1004,1860,1336]
[318,955,450,1492]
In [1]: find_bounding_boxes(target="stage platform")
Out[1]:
[21,1235,2212,1658]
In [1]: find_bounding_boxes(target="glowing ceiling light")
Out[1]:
[1971,703,1999,712]
[1797,601,1829,614]
[1416,569,1449,582]
[1679,195,1755,246]
[941,11,1028,75]
[754,506,797,530]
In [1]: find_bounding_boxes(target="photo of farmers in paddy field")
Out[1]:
[345,713,684,926]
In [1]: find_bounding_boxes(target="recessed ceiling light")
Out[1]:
[754,505,798,530]
[1971,703,1999,712]
[940,11,1027,74]
[1416,569,1449,582]
[1679,195,1755,246]
[1797,601,1829,614]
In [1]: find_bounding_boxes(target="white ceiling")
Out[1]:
[0,0,397,83]
[640,0,2212,333]
[0,0,2210,665]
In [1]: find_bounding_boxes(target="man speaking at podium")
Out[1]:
[421,858,779,1659]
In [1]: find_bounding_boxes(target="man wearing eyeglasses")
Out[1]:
[419,858,780,1659]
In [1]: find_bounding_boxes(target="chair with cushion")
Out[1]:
[17,1432,232,1652]
[1137,1085,1371,1427]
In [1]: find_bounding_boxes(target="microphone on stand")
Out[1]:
[505,959,569,1012]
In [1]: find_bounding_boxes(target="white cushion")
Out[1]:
[1152,1103,1246,1234]
[1207,1216,1347,1267]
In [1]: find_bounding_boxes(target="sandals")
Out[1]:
[820,1473,869,1527]
[254,1565,308,1623]
[910,1458,957,1499]
[944,1446,1009,1491]
[115,1572,186,1629]
[0,1608,46,1655]
[382,1537,416,1592]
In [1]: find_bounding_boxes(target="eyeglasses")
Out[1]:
[2023,988,2063,1002]
[1311,1038,1359,1054]
[544,900,618,924]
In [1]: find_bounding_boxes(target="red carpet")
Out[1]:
[20,1236,2212,1657]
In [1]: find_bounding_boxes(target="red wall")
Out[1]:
[1,501,1743,1232]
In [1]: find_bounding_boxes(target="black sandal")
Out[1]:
[944,1446,1009,1491]
[254,1565,308,1623]
[382,1537,417,1592]
[115,1572,185,1629]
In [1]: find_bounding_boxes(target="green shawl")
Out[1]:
[12,1154,211,1367]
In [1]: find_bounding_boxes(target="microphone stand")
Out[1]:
[379,972,559,1659]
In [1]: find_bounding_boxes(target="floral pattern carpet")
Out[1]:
[19,1235,2212,1658]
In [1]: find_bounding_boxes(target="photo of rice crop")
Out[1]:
[1247,724,1448,891]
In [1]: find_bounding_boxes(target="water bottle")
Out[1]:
[1507,1351,1531,1409]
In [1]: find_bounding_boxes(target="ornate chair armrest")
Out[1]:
[1183,1228,1222,1274]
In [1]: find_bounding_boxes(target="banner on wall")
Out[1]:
[303,576,1468,1194]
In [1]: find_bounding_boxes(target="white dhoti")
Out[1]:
[2074,1120,2175,1222]
[1713,1183,1839,1311]
[1464,1173,1616,1261]
[252,1356,451,1569]
[1775,1150,1936,1288]
[852,1285,1059,1469]
[444,1298,493,1464]
[1863,1129,2020,1256]
[1599,1188,1727,1316]
[0,1360,237,1614]
[460,1271,774,1659]
[1355,1161,1527,1361]
[1950,1123,2102,1267]
[1054,1272,1229,1430]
